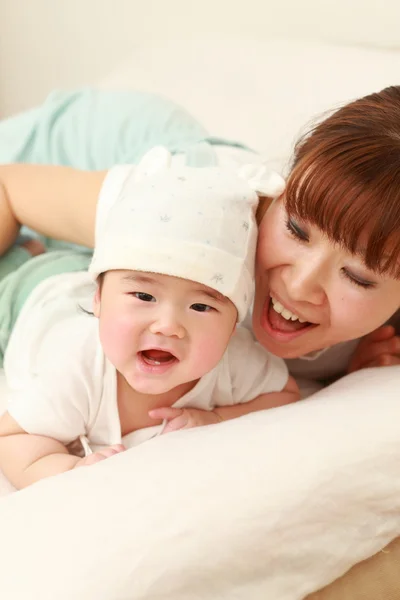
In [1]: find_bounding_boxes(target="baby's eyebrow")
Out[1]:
[121,273,227,302]
[196,289,227,304]
[121,273,161,286]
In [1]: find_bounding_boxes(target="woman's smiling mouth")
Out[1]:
[263,295,317,340]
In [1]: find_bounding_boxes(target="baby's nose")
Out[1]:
[149,313,186,339]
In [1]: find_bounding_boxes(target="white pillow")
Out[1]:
[0,366,400,599]
[98,37,400,169]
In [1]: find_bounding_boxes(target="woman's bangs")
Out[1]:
[284,152,400,279]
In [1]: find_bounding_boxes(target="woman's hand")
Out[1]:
[149,407,222,434]
[348,325,400,373]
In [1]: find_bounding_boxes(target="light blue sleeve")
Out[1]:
[0,88,211,250]
[0,88,209,169]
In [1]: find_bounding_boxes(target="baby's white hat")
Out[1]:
[89,147,285,322]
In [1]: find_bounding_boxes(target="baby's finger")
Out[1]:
[76,453,108,467]
[98,446,124,459]
[21,238,47,257]
[161,414,189,434]
[149,407,183,421]
[109,444,126,453]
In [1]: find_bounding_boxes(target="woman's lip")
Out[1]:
[261,296,317,342]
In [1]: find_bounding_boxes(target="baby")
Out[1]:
[0,147,299,489]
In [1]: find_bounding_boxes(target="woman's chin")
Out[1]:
[254,327,306,359]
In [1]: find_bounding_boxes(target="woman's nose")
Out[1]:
[283,259,327,306]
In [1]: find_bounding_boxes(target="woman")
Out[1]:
[254,84,400,377]
[0,85,399,377]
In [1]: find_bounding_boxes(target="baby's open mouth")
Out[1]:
[139,349,177,366]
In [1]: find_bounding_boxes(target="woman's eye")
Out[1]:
[285,217,309,242]
[191,303,213,313]
[341,269,375,289]
[133,292,156,302]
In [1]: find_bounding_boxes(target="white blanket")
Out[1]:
[0,372,15,495]
[0,367,400,599]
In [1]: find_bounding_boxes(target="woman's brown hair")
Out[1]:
[285,85,400,278]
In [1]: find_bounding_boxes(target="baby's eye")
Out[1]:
[133,292,156,302]
[191,303,213,312]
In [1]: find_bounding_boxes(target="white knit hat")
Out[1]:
[89,147,285,322]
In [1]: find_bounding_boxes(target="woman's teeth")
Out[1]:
[271,297,306,323]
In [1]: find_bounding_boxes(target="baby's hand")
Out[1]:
[21,238,46,257]
[149,407,222,434]
[348,326,400,373]
[74,444,126,468]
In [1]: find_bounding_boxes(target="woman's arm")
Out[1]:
[0,164,106,253]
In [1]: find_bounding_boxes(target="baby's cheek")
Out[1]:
[192,335,228,375]
[99,316,134,363]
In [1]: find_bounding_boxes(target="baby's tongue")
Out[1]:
[268,304,309,332]
[142,349,174,362]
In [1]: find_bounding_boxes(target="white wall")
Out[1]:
[1,0,400,117]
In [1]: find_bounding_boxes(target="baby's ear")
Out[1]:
[134,146,172,182]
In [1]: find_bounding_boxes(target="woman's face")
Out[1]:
[253,199,400,358]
